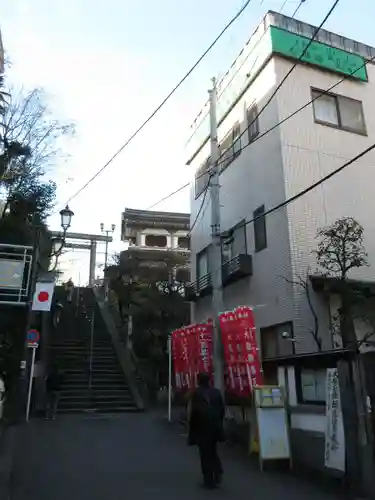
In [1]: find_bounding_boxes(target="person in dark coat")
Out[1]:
[188,372,225,489]
[45,366,64,420]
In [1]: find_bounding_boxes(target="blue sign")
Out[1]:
[27,329,40,345]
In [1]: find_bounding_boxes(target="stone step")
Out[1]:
[58,398,136,410]
[57,406,141,414]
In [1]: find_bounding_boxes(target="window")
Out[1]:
[195,157,211,198]
[312,89,366,135]
[297,368,327,404]
[221,220,247,264]
[219,122,242,172]
[253,205,267,252]
[197,248,209,278]
[247,103,259,143]
[260,322,294,359]
[145,234,167,248]
[178,236,189,249]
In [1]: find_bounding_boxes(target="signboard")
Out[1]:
[0,260,25,288]
[324,368,345,471]
[270,26,368,82]
[253,385,292,470]
[27,329,40,348]
[32,282,55,311]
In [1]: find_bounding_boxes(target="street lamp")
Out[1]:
[100,222,116,270]
[60,205,74,232]
[48,205,75,267]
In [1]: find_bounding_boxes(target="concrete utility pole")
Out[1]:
[208,77,225,395]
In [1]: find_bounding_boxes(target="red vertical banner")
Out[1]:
[171,329,183,390]
[186,324,198,389]
[235,306,263,388]
[197,322,213,377]
[219,311,237,393]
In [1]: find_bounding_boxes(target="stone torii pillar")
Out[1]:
[88,240,97,286]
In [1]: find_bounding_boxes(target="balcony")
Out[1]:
[222,254,253,286]
[185,273,212,302]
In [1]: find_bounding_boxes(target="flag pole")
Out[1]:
[168,334,172,422]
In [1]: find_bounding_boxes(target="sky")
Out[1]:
[2,0,375,283]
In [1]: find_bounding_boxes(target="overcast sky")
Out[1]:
[2,0,374,283]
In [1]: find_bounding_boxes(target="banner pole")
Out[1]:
[168,335,172,422]
[26,346,36,422]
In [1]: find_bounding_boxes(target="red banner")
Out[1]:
[171,307,262,396]
[171,322,213,392]
[171,328,183,390]
[220,306,263,396]
[235,306,263,389]
[197,322,213,378]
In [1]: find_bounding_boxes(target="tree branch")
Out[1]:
[279,272,322,351]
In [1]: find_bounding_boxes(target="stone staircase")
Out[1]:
[49,287,140,414]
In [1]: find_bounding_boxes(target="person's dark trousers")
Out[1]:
[45,391,60,419]
[198,440,223,488]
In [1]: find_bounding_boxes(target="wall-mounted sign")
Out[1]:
[0,260,25,289]
[270,26,368,82]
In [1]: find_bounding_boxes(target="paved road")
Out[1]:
[10,413,339,500]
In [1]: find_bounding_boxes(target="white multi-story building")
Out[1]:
[120,208,190,282]
[186,11,375,473]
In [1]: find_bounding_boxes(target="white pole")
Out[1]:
[209,78,225,395]
[26,346,36,422]
[89,310,95,389]
[168,335,172,422]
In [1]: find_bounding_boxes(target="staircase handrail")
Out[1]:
[93,288,145,410]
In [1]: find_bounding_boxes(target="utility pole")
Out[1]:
[208,77,225,395]
[100,223,116,270]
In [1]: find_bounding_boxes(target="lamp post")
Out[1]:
[21,205,74,422]
[100,222,115,271]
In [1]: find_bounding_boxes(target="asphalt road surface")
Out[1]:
[10,413,339,500]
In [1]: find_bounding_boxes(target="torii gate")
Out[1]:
[50,231,113,286]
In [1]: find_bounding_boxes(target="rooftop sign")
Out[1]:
[270,26,368,82]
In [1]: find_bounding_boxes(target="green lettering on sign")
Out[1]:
[270,26,368,82]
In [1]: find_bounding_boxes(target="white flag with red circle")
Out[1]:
[32,282,55,311]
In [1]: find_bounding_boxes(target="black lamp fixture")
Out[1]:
[49,205,74,260]
[60,205,74,232]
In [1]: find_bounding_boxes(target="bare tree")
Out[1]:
[0,86,74,218]
[279,269,322,351]
[315,217,371,348]
[316,217,368,280]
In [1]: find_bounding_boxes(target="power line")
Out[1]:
[148,2,321,213]
[216,0,341,167]
[292,0,306,19]
[243,143,375,231]
[188,175,212,236]
[187,0,302,151]
[279,0,289,14]
[217,54,372,168]
[206,143,375,277]
[147,181,190,210]
[58,0,255,209]
[149,50,372,210]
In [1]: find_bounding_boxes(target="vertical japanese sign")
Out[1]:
[171,322,214,392]
[171,329,183,390]
[324,368,345,472]
[219,311,237,393]
[197,322,213,380]
[235,306,263,389]
[220,306,263,396]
